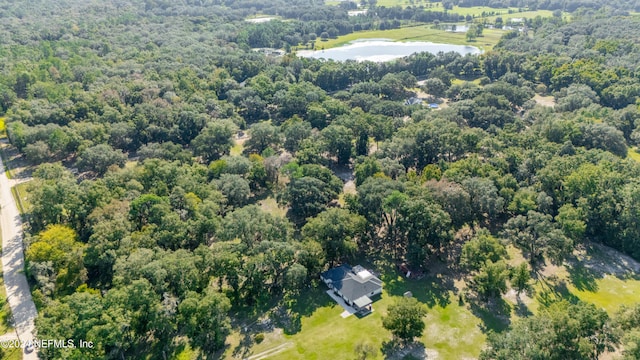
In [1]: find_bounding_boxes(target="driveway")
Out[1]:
[325,290,357,318]
[0,151,38,359]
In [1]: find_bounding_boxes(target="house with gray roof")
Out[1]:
[320,264,382,315]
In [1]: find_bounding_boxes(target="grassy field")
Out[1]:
[223,241,640,360]
[12,181,32,215]
[327,0,554,19]
[230,139,246,157]
[223,267,496,360]
[259,197,287,218]
[628,147,640,162]
[451,6,553,21]
[571,275,640,313]
[316,24,504,51]
[2,346,22,360]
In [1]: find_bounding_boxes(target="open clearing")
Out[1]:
[222,243,640,360]
[316,25,503,52]
[533,94,556,107]
[628,147,640,162]
[327,0,554,20]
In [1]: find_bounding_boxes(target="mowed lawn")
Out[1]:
[317,25,504,51]
[450,6,554,21]
[570,275,640,313]
[227,272,487,360]
[226,241,640,360]
[12,181,32,215]
[327,0,554,20]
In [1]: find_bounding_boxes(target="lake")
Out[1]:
[297,39,482,62]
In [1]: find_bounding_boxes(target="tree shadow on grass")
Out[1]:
[535,276,581,308]
[567,262,599,292]
[468,297,512,334]
[272,287,333,335]
[514,297,533,318]
[230,331,254,360]
[383,271,453,309]
[381,340,428,360]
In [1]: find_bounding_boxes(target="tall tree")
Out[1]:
[302,208,366,265]
[191,120,236,162]
[382,297,427,344]
[178,287,231,354]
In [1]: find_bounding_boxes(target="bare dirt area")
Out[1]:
[533,94,556,107]
[343,179,356,195]
[413,89,449,109]
[570,242,640,278]
[245,341,293,360]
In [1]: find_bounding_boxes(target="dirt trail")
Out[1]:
[245,342,293,360]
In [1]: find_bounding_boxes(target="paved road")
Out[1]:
[0,152,38,359]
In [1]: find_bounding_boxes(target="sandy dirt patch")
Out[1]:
[533,94,555,107]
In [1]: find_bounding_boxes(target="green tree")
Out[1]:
[282,117,312,153]
[191,120,236,162]
[354,157,382,186]
[466,27,477,41]
[421,78,448,98]
[321,124,353,165]
[503,211,572,266]
[245,121,281,154]
[24,140,52,165]
[471,260,509,299]
[511,262,531,296]
[382,297,427,344]
[217,173,251,208]
[302,208,366,265]
[555,204,587,241]
[481,301,618,360]
[397,198,452,266]
[76,144,127,175]
[460,232,507,272]
[178,287,231,353]
[26,225,86,295]
[218,205,292,247]
[280,176,339,221]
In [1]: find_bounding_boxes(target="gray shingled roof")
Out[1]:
[322,265,382,303]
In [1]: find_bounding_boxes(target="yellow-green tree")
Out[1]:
[26,224,86,296]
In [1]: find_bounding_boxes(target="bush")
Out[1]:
[254,333,265,344]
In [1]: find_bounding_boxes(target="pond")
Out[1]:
[296,39,482,62]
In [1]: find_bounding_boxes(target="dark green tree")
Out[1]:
[382,297,427,344]
[191,120,236,162]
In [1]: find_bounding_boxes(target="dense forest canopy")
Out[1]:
[0,0,639,359]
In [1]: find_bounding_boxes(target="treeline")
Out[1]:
[449,0,640,11]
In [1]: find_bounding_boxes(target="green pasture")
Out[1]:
[224,241,640,360]
[316,25,504,51]
[327,0,555,21]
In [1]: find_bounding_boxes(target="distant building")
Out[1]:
[252,48,285,57]
[321,265,382,315]
[404,97,423,106]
